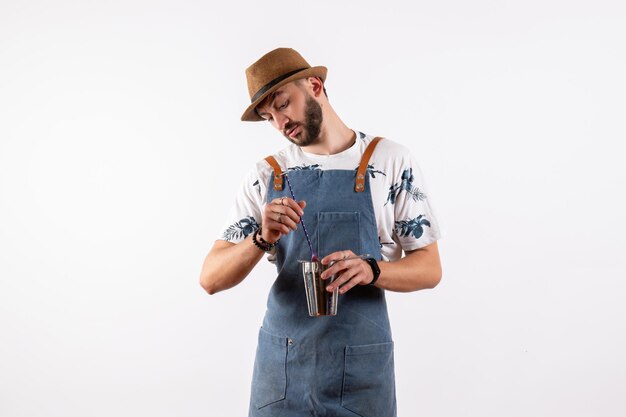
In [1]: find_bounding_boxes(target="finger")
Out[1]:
[321,252,340,265]
[332,265,369,293]
[278,212,299,231]
[271,197,285,206]
[265,219,291,235]
[275,197,289,208]
[321,256,357,280]
[321,250,355,265]
[269,197,293,210]
[274,205,304,227]
[337,273,363,294]
[326,268,358,292]
[283,198,304,216]
[263,212,291,234]
[320,262,345,280]
[320,254,344,276]
[269,207,299,230]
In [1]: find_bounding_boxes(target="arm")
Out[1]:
[376,241,442,292]
[321,241,442,294]
[199,238,265,295]
[199,197,306,295]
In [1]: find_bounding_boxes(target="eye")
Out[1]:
[279,100,289,110]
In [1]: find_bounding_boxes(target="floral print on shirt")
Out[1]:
[386,168,427,206]
[222,216,259,241]
[394,215,431,240]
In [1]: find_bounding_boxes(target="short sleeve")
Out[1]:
[217,166,265,244]
[390,154,442,251]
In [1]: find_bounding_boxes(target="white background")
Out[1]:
[1,1,625,416]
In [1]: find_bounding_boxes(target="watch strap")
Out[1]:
[364,257,381,286]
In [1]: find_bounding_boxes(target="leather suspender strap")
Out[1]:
[264,156,284,191]
[355,137,383,192]
[265,137,382,193]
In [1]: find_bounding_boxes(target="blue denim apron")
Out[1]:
[249,139,396,417]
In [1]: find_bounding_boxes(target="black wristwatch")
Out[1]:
[364,257,381,286]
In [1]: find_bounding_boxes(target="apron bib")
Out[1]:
[249,138,397,417]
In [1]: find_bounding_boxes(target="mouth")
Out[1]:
[286,125,300,139]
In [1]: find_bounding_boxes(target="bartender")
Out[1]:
[200,47,443,417]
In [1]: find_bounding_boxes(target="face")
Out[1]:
[256,81,323,147]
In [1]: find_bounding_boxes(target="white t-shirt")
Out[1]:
[218,131,442,262]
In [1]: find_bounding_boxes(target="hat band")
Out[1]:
[251,68,308,103]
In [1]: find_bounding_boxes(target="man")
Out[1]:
[200,47,442,416]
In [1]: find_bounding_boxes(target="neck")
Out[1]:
[301,105,355,155]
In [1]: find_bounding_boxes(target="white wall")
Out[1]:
[1,1,624,416]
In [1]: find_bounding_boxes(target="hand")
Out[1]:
[320,250,374,294]
[261,197,306,243]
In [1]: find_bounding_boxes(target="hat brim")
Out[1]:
[240,66,327,122]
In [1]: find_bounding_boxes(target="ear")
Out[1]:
[306,76,324,97]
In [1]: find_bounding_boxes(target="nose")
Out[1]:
[274,113,291,131]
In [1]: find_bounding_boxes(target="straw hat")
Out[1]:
[241,48,327,122]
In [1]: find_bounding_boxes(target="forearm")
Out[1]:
[199,235,265,295]
[200,198,306,295]
[376,243,442,292]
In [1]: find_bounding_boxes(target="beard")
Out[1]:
[283,95,323,147]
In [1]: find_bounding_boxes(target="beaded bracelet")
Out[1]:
[252,228,279,252]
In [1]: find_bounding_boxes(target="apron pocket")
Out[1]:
[251,327,288,409]
[341,342,396,417]
[317,211,361,257]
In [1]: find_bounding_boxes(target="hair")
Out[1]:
[254,78,328,118]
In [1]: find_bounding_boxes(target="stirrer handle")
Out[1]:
[284,174,317,261]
